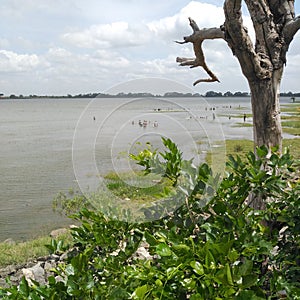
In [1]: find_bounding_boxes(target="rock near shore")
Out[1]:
[0,227,72,288]
[0,240,151,289]
[0,252,66,288]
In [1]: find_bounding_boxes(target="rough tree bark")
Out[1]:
[177,0,300,154]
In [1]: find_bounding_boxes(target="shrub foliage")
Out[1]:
[1,139,299,299]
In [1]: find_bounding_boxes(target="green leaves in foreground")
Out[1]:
[130,137,184,186]
[1,142,300,299]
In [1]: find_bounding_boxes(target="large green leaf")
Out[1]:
[156,243,172,257]
[190,261,204,275]
[132,284,149,299]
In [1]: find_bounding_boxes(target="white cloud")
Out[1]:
[92,50,130,68]
[45,47,130,73]
[23,47,133,95]
[62,22,150,49]
[46,48,73,63]
[56,0,231,93]
[0,50,41,72]
[60,2,225,50]
[147,1,225,39]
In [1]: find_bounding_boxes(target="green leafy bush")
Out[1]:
[130,137,184,186]
[1,140,299,299]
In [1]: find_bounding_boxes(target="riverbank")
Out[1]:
[1,137,299,267]
[0,228,73,269]
[0,227,74,288]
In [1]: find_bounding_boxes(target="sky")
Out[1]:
[0,0,300,96]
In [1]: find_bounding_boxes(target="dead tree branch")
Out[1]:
[176,17,224,86]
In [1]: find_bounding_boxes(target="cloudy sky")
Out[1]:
[0,0,300,96]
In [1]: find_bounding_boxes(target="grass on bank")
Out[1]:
[0,236,51,268]
[206,138,300,174]
[0,232,73,268]
[282,120,300,135]
[281,104,300,136]
[104,171,169,203]
[227,104,300,133]
[232,120,300,134]
[232,122,253,128]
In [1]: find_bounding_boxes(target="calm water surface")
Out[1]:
[0,97,293,241]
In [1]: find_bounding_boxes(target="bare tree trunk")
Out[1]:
[247,70,283,210]
[223,0,286,154]
[249,71,283,154]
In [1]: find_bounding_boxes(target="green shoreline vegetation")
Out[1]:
[0,233,73,268]
[0,138,299,269]
[1,136,299,298]
[281,104,300,136]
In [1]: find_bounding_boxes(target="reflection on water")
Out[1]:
[0,97,291,241]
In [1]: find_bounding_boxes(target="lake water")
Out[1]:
[0,96,294,241]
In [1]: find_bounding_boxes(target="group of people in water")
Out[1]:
[92,105,248,126]
[92,115,159,128]
[131,120,158,128]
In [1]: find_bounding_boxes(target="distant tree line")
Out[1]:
[1,91,300,99]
